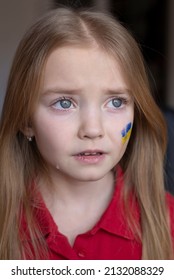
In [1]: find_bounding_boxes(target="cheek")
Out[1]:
[34,125,69,148]
[33,119,76,159]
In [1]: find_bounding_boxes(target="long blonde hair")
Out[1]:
[0,7,173,259]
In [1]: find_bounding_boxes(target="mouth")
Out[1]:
[73,150,106,164]
[76,150,105,156]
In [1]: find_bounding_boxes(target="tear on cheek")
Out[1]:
[56,164,60,171]
[121,122,132,144]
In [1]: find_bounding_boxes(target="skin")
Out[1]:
[26,46,134,244]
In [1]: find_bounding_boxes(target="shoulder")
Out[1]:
[166,192,174,211]
[166,192,174,236]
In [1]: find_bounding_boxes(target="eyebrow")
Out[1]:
[105,88,131,95]
[42,87,131,96]
[42,88,81,96]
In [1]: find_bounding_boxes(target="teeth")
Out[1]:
[80,152,101,156]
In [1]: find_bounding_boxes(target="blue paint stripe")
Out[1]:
[126,122,132,133]
[121,122,132,139]
[121,129,126,137]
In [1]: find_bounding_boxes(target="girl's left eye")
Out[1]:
[52,98,75,110]
[107,98,125,108]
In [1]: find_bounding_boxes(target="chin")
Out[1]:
[74,171,109,182]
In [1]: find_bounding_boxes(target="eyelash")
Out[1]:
[51,96,129,111]
[51,96,75,110]
[107,97,128,109]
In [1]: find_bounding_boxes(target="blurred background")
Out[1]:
[0,0,174,192]
[1,0,174,110]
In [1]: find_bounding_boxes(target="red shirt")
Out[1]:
[22,169,174,260]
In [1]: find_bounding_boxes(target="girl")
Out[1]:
[0,7,174,260]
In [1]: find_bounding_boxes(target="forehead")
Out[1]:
[42,46,128,92]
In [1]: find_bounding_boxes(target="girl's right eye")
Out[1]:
[52,97,75,110]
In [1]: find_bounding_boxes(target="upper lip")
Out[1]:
[74,149,106,155]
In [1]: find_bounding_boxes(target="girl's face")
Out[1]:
[29,46,134,182]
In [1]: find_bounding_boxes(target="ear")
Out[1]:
[20,123,35,138]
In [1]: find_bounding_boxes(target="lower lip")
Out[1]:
[74,154,105,164]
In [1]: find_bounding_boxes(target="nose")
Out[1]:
[78,108,104,140]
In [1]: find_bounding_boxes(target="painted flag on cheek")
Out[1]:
[121,122,132,144]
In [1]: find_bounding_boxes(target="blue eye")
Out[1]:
[59,99,72,109]
[52,98,74,110]
[107,98,124,108]
[112,98,122,107]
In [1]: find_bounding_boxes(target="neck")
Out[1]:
[39,170,115,208]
